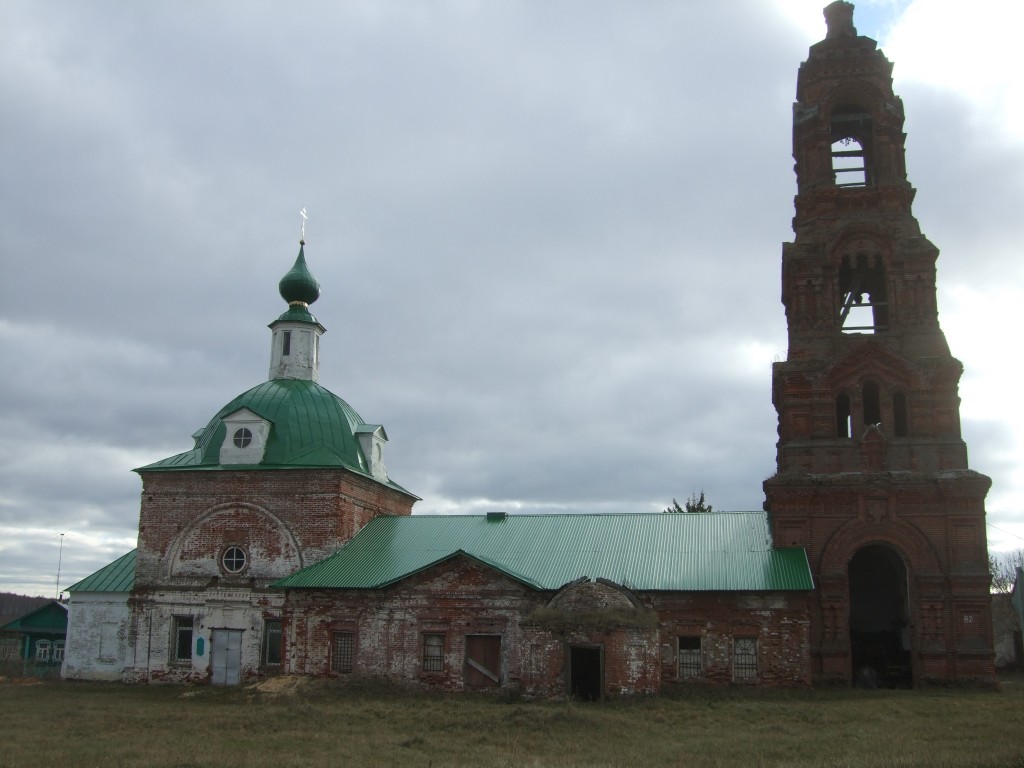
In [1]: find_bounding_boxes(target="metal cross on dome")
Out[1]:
[300,207,308,241]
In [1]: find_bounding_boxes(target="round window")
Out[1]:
[233,428,253,448]
[222,546,247,574]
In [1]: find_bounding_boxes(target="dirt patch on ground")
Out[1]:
[249,675,314,697]
[1,676,44,686]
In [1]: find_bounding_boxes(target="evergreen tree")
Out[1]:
[663,490,714,514]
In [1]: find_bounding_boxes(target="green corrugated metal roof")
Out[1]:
[65,550,136,593]
[274,512,813,592]
[135,379,415,497]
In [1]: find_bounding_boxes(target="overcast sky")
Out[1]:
[2,0,1022,598]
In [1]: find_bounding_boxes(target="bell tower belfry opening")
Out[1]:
[763,2,995,685]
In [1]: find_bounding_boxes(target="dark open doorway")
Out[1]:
[849,545,912,687]
[569,645,602,701]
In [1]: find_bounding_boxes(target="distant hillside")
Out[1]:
[0,593,51,623]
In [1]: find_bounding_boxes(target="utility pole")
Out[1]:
[55,532,66,599]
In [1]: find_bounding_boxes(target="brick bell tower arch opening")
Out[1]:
[848,545,911,687]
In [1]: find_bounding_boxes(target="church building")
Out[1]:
[63,2,995,695]
[121,245,417,684]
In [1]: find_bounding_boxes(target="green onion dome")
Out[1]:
[278,244,321,306]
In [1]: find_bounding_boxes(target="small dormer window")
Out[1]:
[220,408,271,465]
[355,424,389,481]
[233,428,253,448]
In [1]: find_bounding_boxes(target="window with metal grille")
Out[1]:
[678,636,702,679]
[332,632,354,674]
[173,616,193,663]
[423,633,444,673]
[733,637,758,681]
[263,619,282,666]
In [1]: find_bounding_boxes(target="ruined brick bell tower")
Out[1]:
[763,1,994,685]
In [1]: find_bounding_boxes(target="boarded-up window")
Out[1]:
[332,632,354,674]
[733,637,758,681]
[678,636,702,679]
[894,391,908,437]
[465,635,501,688]
[98,621,118,662]
[863,381,881,426]
[423,634,444,673]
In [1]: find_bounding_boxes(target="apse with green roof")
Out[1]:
[137,240,403,490]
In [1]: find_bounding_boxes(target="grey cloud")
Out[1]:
[2,1,1021,595]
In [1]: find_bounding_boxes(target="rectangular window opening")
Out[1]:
[332,632,354,674]
[733,637,758,681]
[173,616,194,663]
[282,331,291,356]
[263,619,282,667]
[678,636,702,680]
[423,633,444,673]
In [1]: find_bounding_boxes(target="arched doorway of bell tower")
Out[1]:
[848,544,912,688]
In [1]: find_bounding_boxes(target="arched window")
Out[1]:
[836,393,852,438]
[831,104,873,188]
[838,251,888,333]
[893,391,908,437]
[863,381,881,426]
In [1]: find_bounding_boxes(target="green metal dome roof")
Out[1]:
[137,380,409,494]
[278,244,321,307]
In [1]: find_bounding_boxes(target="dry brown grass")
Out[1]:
[1,674,1022,767]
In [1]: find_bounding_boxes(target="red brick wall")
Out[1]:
[764,21,995,685]
[282,557,812,698]
[124,467,413,684]
[135,468,414,589]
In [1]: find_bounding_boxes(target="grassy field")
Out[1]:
[1,675,1022,768]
